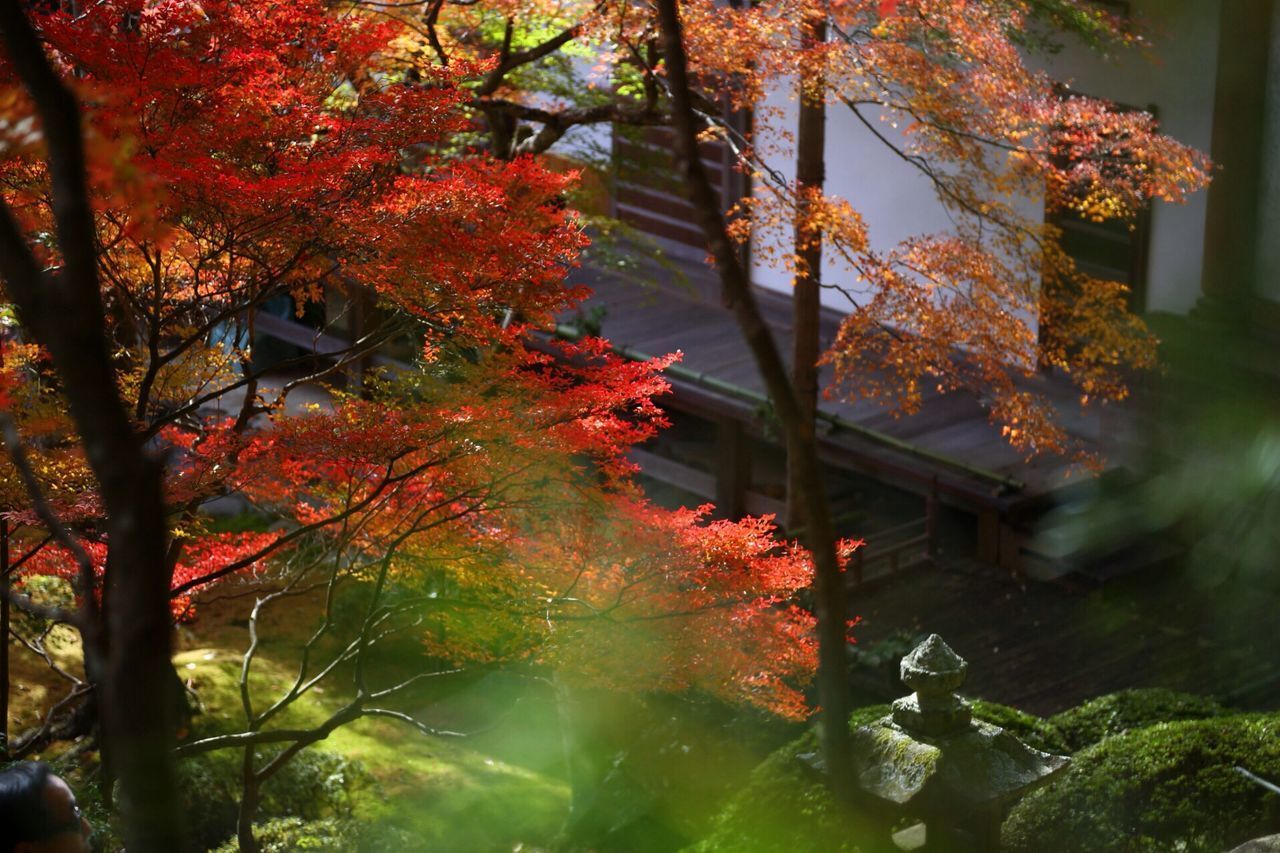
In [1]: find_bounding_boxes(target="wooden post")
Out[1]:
[926,476,939,565]
[977,510,1000,566]
[1201,0,1276,306]
[714,416,751,519]
[347,288,375,398]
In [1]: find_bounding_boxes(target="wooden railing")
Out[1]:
[851,478,939,586]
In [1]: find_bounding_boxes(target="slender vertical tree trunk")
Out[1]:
[1,517,9,758]
[0,8,184,849]
[237,747,262,853]
[787,10,828,533]
[656,0,854,797]
[1,340,9,759]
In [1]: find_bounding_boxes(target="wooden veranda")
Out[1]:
[563,244,1133,575]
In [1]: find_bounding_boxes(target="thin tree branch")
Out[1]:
[0,414,96,618]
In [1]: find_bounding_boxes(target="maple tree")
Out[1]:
[372,0,1212,454]
[377,0,1213,793]
[0,1,833,849]
[0,0,1214,842]
[649,0,1209,458]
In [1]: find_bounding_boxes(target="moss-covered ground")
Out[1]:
[174,646,571,850]
[10,571,1267,853]
[8,576,798,851]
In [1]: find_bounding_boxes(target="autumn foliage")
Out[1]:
[0,0,824,735]
[707,0,1209,456]
[399,0,1210,458]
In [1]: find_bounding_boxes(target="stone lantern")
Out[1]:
[848,634,1069,852]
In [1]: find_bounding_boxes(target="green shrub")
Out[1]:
[208,816,418,852]
[10,574,75,636]
[1049,688,1227,751]
[258,748,372,821]
[201,511,275,535]
[176,749,243,850]
[209,817,356,852]
[177,748,372,851]
[1002,714,1280,853]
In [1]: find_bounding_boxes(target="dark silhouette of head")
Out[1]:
[0,762,92,853]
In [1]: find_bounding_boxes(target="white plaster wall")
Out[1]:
[1037,0,1219,314]
[750,0,1220,316]
[750,82,959,308]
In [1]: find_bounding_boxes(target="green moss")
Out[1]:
[691,700,1060,853]
[848,704,893,729]
[1002,714,1280,853]
[688,726,873,853]
[848,700,1063,754]
[689,706,900,852]
[176,650,570,851]
[1048,688,1228,752]
[968,699,1068,755]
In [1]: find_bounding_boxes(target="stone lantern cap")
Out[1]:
[900,634,968,692]
[849,634,1070,811]
[893,634,972,737]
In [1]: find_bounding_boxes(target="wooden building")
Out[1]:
[574,1,1280,575]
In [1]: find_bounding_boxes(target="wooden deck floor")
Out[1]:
[559,247,1280,718]
[566,248,1130,518]
[847,558,1280,715]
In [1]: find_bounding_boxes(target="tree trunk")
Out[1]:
[0,8,184,849]
[787,11,828,533]
[237,748,262,853]
[1,518,9,758]
[655,0,854,797]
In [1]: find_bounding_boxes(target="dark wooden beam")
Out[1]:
[1201,0,1276,306]
[713,416,751,518]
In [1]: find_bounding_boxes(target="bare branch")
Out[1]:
[362,708,465,737]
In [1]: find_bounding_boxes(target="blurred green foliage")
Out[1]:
[1038,313,1280,588]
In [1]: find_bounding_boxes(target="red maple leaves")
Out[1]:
[0,0,830,721]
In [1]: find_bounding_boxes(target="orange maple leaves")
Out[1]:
[710,0,1212,459]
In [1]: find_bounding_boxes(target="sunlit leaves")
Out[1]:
[0,0,828,725]
[695,0,1210,459]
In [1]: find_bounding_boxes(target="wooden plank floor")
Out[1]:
[849,558,1280,715]
[567,251,1122,506]
[563,251,1280,716]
